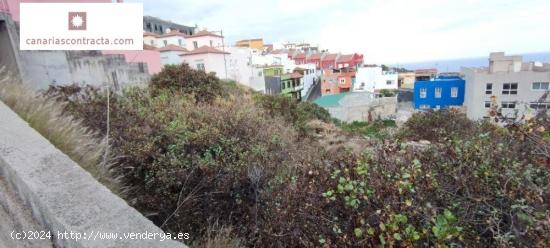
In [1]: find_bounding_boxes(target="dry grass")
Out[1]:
[191,223,243,248]
[0,69,123,194]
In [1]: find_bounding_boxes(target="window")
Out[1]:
[163,40,168,46]
[484,101,491,108]
[340,78,346,84]
[193,41,198,49]
[419,104,430,109]
[502,83,518,95]
[138,63,145,73]
[178,39,183,46]
[485,83,492,94]
[501,102,516,109]
[150,40,154,46]
[209,40,213,47]
[532,82,549,90]
[529,102,550,110]
[435,87,442,98]
[195,60,205,71]
[451,87,458,98]
[258,71,262,77]
[420,88,427,98]
[386,80,393,85]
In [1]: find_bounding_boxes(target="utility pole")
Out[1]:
[215,30,228,79]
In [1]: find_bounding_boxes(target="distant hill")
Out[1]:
[392,52,550,72]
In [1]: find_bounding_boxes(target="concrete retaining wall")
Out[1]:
[0,101,185,248]
[327,96,397,122]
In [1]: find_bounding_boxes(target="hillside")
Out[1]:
[36,64,550,247]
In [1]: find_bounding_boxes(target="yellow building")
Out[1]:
[398,72,415,89]
[235,38,264,50]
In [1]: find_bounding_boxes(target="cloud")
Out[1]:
[127,0,550,63]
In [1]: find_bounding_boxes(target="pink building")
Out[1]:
[103,44,162,74]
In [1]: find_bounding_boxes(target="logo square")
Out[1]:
[68,12,87,30]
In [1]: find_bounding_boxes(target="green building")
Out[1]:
[262,65,284,77]
[281,72,303,101]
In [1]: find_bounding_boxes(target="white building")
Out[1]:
[153,30,187,48]
[143,32,158,47]
[295,63,319,97]
[355,66,398,92]
[158,45,188,66]
[271,52,297,73]
[180,46,230,79]
[462,52,550,120]
[185,30,224,51]
[225,46,255,85]
[249,66,267,92]
[251,51,297,73]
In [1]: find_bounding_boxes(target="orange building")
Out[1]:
[321,69,356,95]
[235,38,264,50]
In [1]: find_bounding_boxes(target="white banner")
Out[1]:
[20,3,143,50]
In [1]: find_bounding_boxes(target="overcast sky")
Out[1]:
[127,0,550,64]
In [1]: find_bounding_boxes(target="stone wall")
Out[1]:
[19,51,151,90]
[327,96,397,122]
[0,101,186,248]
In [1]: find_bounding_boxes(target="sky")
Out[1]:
[127,0,550,64]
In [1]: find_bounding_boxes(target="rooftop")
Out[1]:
[322,53,339,61]
[336,54,354,63]
[157,30,189,38]
[314,92,349,107]
[282,72,303,79]
[462,52,550,73]
[188,30,223,38]
[143,32,158,37]
[179,46,229,56]
[308,53,322,60]
[143,44,157,51]
[293,53,306,59]
[157,44,189,52]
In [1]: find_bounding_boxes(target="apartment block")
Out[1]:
[462,52,550,120]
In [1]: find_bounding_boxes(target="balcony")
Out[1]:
[293,84,304,91]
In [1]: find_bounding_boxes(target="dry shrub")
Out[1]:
[399,109,475,142]
[44,65,549,247]
[191,223,243,248]
[0,71,122,194]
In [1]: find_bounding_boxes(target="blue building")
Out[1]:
[413,76,465,109]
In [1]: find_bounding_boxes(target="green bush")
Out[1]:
[253,94,331,133]
[150,63,225,102]
[379,89,395,97]
[399,109,476,142]
[45,65,549,247]
[338,120,396,138]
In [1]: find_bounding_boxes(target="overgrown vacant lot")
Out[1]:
[43,64,549,247]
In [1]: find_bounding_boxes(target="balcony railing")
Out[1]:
[293,84,304,91]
